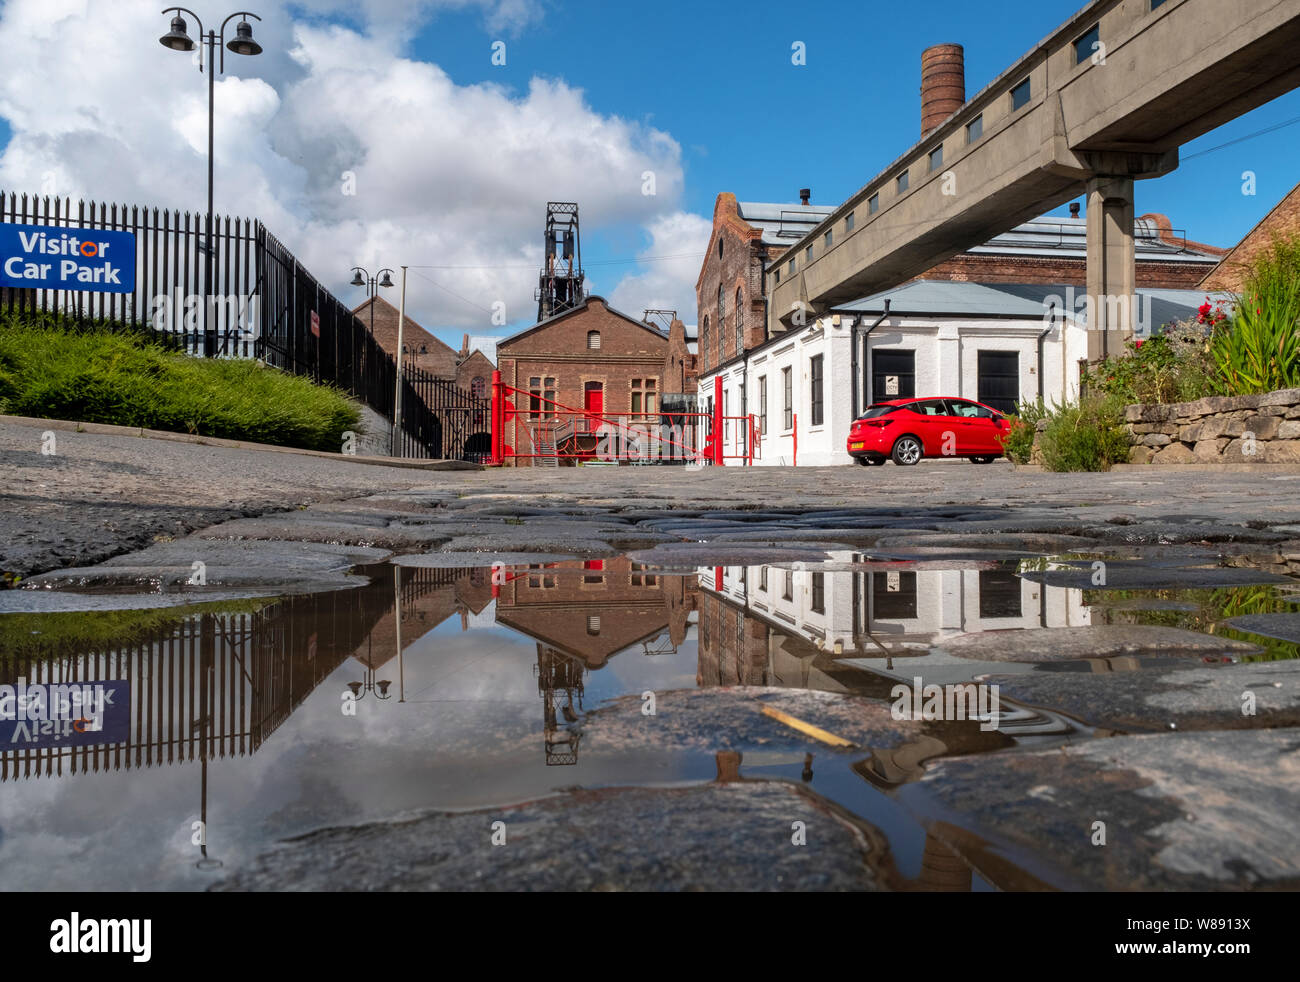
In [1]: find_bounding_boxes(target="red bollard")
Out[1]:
[491,370,503,465]
[712,375,724,466]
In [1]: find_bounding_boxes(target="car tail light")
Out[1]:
[862,419,895,429]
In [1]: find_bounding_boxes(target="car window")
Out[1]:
[856,405,900,420]
[948,400,995,418]
[909,399,951,417]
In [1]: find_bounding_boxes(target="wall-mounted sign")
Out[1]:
[0,222,136,294]
[310,310,320,337]
[885,375,900,396]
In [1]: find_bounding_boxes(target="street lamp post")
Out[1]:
[349,266,395,338]
[159,8,264,358]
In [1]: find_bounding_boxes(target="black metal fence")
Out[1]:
[1,191,489,460]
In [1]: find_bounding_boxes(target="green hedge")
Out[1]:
[0,313,361,452]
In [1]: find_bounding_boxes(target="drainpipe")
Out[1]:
[1038,302,1055,402]
[853,299,891,416]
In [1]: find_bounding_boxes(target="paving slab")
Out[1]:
[910,729,1300,890]
[1227,613,1300,644]
[990,659,1300,730]
[939,626,1262,663]
[210,781,883,892]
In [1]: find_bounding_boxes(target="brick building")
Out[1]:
[495,296,669,465]
[1201,179,1300,293]
[353,295,462,377]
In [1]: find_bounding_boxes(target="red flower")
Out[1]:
[1135,339,1145,349]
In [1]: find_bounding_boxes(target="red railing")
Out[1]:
[491,371,713,465]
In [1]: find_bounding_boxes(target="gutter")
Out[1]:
[1038,302,1055,402]
[852,299,891,416]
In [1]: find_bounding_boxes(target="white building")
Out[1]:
[698,212,1218,467]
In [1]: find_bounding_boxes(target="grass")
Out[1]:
[0,598,272,661]
[0,312,361,452]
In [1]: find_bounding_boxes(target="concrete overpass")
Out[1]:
[768,0,1300,359]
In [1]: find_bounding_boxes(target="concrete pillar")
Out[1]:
[1085,175,1136,362]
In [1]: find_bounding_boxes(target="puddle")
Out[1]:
[1,555,1297,891]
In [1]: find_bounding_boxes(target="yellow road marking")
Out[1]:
[760,705,857,748]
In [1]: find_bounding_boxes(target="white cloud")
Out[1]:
[607,211,711,322]
[0,0,704,331]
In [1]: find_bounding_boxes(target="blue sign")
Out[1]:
[0,222,135,294]
[0,679,131,750]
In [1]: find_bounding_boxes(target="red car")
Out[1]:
[847,397,1011,466]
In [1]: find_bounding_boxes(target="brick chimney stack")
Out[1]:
[921,43,965,137]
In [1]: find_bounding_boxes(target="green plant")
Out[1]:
[1085,324,1218,406]
[1001,397,1048,464]
[1207,235,1300,395]
[1036,394,1130,472]
[0,312,360,451]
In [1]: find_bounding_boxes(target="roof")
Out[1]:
[837,280,1223,331]
[964,215,1223,263]
[736,201,837,246]
[463,335,500,364]
[498,295,669,348]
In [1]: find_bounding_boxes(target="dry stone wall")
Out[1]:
[1125,388,1300,464]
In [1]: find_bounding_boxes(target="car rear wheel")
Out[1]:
[862,456,886,466]
[891,436,923,466]
[971,456,998,464]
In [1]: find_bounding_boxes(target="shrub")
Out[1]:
[1084,323,1217,406]
[1036,395,1130,472]
[0,313,360,451]
[1001,397,1047,464]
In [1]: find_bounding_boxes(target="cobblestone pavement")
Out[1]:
[8,418,1300,579]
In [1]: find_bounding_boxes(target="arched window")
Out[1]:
[587,330,601,350]
[470,376,486,399]
[702,315,710,362]
[718,238,724,259]
[717,286,725,361]
[735,287,744,355]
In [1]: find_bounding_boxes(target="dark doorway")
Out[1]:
[871,349,916,402]
[978,568,1024,619]
[977,351,1020,414]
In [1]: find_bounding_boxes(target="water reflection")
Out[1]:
[0,558,1294,890]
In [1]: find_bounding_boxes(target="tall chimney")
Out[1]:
[799,188,811,205]
[921,43,965,137]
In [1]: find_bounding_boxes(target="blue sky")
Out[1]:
[2,0,1299,344]
[399,0,1300,248]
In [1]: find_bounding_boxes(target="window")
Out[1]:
[897,170,909,193]
[782,570,793,602]
[782,367,793,430]
[910,399,951,417]
[717,238,724,259]
[928,145,943,172]
[702,315,709,362]
[774,268,781,284]
[583,559,605,586]
[470,376,486,399]
[630,563,658,588]
[717,286,725,363]
[869,193,879,214]
[948,400,997,419]
[722,389,729,440]
[805,245,814,264]
[1151,0,1168,7]
[587,330,601,350]
[811,572,825,614]
[1011,77,1032,111]
[735,288,744,354]
[587,615,601,635]
[1074,24,1100,65]
[631,378,657,416]
[529,376,556,419]
[967,114,983,143]
[824,230,833,249]
[759,567,768,592]
[810,355,824,427]
[758,376,767,435]
[845,211,855,233]
[788,257,796,276]
[527,564,557,589]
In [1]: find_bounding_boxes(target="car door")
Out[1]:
[946,400,1002,453]
[906,399,956,455]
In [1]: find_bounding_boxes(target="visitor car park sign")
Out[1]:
[0,222,136,293]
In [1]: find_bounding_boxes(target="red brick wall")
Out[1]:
[355,296,459,377]
[696,194,768,374]
[497,298,668,464]
[919,253,1218,289]
[1201,182,1300,293]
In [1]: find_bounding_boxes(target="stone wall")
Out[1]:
[1125,388,1300,464]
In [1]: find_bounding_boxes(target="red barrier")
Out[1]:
[490,370,503,465]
